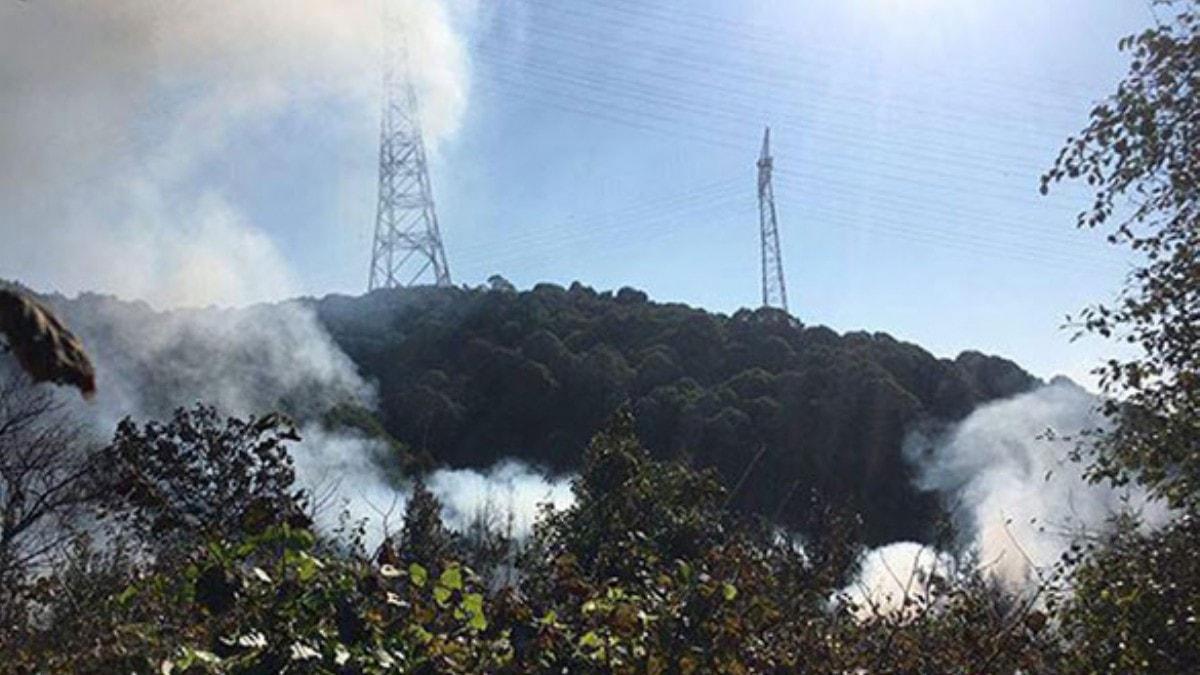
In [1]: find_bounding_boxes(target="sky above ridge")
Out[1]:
[0,0,1158,385]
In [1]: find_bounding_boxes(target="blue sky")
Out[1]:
[0,1,1158,386]
[417,0,1150,385]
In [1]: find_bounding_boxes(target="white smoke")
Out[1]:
[0,0,491,551]
[0,0,470,307]
[39,291,576,552]
[293,431,575,551]
[848,378,1172,608]
[53,298,371,430]
[32,293,571,554]
[907,378,1170,587]
[845,542,953,619]
[290,424,406,543]
[429,460,576,534]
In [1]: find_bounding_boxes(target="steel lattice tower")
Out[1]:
[368,5,451,291]
[757,127,788,312]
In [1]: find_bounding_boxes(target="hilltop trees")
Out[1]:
[315,285,1035,545]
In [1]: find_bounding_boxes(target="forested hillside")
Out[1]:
[20,279,1036,546]
[314,281,1038,544]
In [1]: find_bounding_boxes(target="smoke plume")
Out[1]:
[846,542,953,618]
[429,460,576,534]
[51,298,370,429]
[0,0,469,307]
[293,430,574,550]
[907,378,1169,586]
[849,378,1172,606]
[0,0,492,548]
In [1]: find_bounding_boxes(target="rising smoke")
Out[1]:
[846,542,953,617]
[0,1,574,551]
[0,0,469,307]
[38,292,575,551]
[849,378,1172,604]
[292,429,574,550]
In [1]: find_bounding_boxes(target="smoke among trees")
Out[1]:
[1,0,1197,671]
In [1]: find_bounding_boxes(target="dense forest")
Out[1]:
[20,279,1038,547]
[315,282,1038,544]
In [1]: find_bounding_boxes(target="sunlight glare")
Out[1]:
[848,0,983,53]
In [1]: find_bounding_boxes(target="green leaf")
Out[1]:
[723,582,738,602]
[439,565,463,591]
[293,552,319,582]
[409,562,428,588]
[177,647,220,669]
[579,631,603,649]
[286,527,316,551]
[461,592,484,613]
[115,585,139,605]
[409,624,434,645]
[433,585,452,606]
[677,560,693,583]
[461,592,487,630]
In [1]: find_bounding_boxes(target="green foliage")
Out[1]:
[100,404,311,550]
[1054,515,1200,673]
[509,411,853,672]
[316,284,1036,544]
[1033,4,1200,672]
[379,478,456,569]
[1043,0,1200,511]
[3,402,1196,674]
[62,525,507,674]
[526,407,730,585]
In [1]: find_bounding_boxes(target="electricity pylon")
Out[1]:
[368,4,452,291]
[757,126,788,312]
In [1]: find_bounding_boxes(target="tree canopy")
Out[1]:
[314,283,1037,545]
[1043,0,1200,511]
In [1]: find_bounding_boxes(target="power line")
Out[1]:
[524,0,1101,106]
[477,17,1083,151]
[455,201,757,272]
[472,79,747,150]
[773,175,1100,250]
[471,43,1069,180]
[473,75,1081,210]
[450,179,748,262]
[472,76,1093,239]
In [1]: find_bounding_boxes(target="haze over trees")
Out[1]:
[22,279,1038,546]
